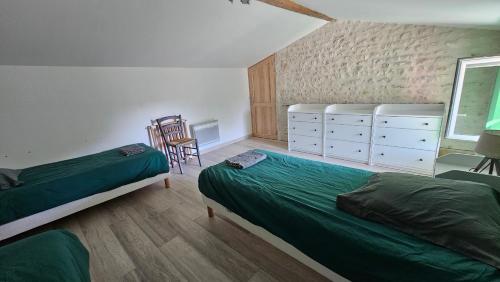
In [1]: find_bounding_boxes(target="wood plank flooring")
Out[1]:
[4,138,386,282]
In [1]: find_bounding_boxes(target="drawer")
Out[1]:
[289,112,322,123]
[375,116,441,130]
[289,135,322,155]
[289,121,322,138]
[373,127,440,150]
[325,114,372,126]
[325,124,371,143]
[325,140,370,162]
[371,145,436,173]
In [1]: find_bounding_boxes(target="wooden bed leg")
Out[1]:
[164,178,171,189]
[207,207,214,218]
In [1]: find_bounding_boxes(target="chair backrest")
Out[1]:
[146,125,166,154]
[156,115,186,145]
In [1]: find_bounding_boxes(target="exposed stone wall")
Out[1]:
[275,20,500,151]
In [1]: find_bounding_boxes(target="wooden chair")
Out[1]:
[156,115,202,174]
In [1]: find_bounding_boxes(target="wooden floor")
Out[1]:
[8,138,386,282]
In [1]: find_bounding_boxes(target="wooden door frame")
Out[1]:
[248,54,277,140]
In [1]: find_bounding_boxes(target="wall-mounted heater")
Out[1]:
[190,120,220,147]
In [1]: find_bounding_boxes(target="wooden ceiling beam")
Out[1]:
[257,0,334,21]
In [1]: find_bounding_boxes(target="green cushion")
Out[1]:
[0,230,90,282]
[338,172,500,270]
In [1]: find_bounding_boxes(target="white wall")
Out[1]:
[0,0,325,67]
[0,66,251,168]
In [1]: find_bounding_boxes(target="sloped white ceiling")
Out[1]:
[0,0,325,67]
[1,0,498,68]
[295,0,500,29]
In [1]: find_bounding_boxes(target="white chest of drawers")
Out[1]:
[287,103,445,175]
[370,104,445,176]
[324,104,377,163]
[288,104,328,156]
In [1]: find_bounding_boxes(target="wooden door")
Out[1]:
[248,54,277,139]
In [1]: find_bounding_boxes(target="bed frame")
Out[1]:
[0,173,170,241]
[202,195,350,282]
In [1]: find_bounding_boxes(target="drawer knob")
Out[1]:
[313,143,317,146]
[360,120,364,122]
[314,117,318,120]
[420,139,426,142]
[330,146,334,148]
[380,153,385,156]
[292,116,296,118]
[330,130,334,133]
[384,121,388,124]
[424,123,429,126]
[382,135,386,138]
[359,133,363,136]
[331,118,335,120]
[314,129,317,132]
[419,158,424,161]
[358,150,362,152]
[292,127,296,130]
[292,140,296,143]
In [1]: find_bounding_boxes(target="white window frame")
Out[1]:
[445,56,500,142]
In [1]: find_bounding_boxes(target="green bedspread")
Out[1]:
[198,150,500,282]
[0,144,168,225]
[0,230,90,282]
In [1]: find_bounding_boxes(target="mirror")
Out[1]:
[446,56,500,142]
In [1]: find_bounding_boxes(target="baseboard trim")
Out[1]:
[199,134,251,155]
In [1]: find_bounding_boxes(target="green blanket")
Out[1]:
[0,144,168,225]
[0,230,90,282]
[198,150,500,282]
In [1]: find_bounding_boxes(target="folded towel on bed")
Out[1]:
[0,168,23,190]
[225,150,267,169]
[119,144,146,156]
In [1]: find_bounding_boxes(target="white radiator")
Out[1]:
[190,120,220,146]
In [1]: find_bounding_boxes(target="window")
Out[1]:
[446,56,500,141]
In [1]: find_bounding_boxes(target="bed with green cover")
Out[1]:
[0,143,169,240]
[198,150,500,282]
[0,230,90,282]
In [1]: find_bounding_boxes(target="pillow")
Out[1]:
[0,168,24,190]
[337,172,500,269]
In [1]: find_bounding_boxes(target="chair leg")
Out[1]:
[195,140,202,167]
[175,145,183,174]
[183,146,188,164]
[163,144,170,165]
[166,147,175,168]
[207,207,214,218]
